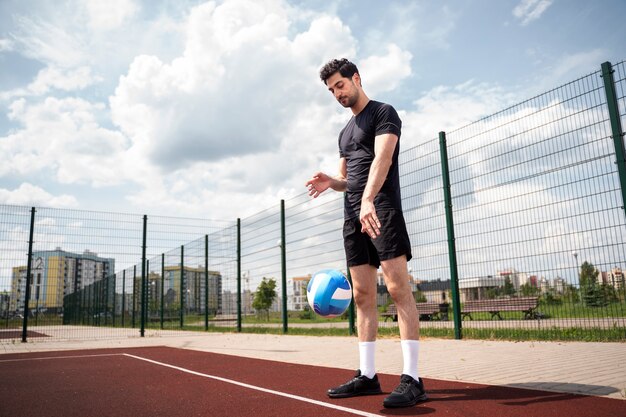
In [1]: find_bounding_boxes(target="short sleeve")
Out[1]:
[338,128,346,157]
[374,104,401,138]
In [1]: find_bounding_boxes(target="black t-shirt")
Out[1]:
[338,100,403,219]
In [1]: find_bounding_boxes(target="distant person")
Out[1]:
[306,58,427,408]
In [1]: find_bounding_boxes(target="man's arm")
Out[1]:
[360,133,398,238]
[306,157,347,198]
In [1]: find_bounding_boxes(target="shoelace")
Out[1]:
[393,380,412,394]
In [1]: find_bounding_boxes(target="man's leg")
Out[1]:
[380,255,419,340]
[350,263,379,342]
[327,263,382,398]
[351,263,378,379]
[380,255,427,408]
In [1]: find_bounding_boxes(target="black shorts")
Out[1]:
[343,209,412,268]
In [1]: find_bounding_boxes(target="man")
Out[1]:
[306,58,427,408]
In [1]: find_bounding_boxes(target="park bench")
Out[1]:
[461,296,539,320]
[381,302,443,322]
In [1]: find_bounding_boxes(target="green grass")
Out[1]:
[240,311,349,324]
[537,300,626,319]
[7,300,625,343]
[166,322,626,342]
[437,301,626,321]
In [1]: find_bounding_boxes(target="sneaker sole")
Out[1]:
[383,393,428,408]
[327,388,383,399]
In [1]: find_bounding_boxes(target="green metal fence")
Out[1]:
[438,61,626,340]
[1,61,625,343]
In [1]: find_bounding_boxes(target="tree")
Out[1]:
[520,283,541,297]
[252,278,277,321]
[579,261,608,307]
[579,261,599,290]
[503,276,516,296]
[485,276,516,299]
[563,283,580,303]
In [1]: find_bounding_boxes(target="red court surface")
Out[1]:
[0,330,48,339]
[1,346,624,417]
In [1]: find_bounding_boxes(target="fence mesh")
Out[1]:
[445,67,626,337]
[2,61,625,343]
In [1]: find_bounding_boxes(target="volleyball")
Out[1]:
[307,269,352,317]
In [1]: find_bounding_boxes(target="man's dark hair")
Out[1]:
[319,58,359,85]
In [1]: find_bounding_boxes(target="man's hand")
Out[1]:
[305,172,332,198]
[360,200,381,239]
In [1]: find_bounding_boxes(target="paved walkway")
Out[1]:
[1,328,625,401]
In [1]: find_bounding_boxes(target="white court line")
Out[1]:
[0,353,125,363]
[123,353,385,417]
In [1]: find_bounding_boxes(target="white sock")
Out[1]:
[358,341,376,379]
[401,339,420,381]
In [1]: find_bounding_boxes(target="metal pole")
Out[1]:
[346,266,356,336]
[180,245,184,328]
[74,258,80,325]
[439,131,463,339]
[140,215,147,336]
[21,207,36,343]
[132,265,136,328]
[601,61,626,221]
[160,253,165,330]
[280,200,288,333]
[205,234,209,331]
[237,218,242,332]
[122,270,126,327]
[112,273,116,327]
[144,260,149,332]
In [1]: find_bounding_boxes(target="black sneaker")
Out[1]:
[327,370,383,398]
[383,374,428,408]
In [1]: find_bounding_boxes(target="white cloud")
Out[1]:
[10,15,88,68]
[4,0,406,216]
[539,49,606,88]
[0,38,13,52]
[359,44,412,96]
[0,66,101,100]
[513,0,553,26]
[28,66,101,94]
[83,0,139,31]
[0,183,78,207]
[6,0,180,77]
[109,0,365,176]
[401,80,520,149]
[1,96,130,186]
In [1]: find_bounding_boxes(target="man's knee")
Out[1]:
[353,286,377,308]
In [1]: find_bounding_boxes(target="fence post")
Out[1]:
[112,273,116,327]
[601,61,626,221]
[237,218,242,332]
[439,131,463,340]
[21,207,36,343]
[122,270,126,327]
[77,262,83,325]
[205,234,209,331]
[132,265,136,328]
[280,200,288,333]
[160,254,165,329]
[141,215,148,336]
[180,245,184,328]
[139,214,148,337]
[346,266,356,336]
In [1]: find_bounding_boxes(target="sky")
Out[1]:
[1,0,625,222]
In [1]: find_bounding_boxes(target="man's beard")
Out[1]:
[339,92,358,108]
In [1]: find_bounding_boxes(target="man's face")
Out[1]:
[326,72,360,108]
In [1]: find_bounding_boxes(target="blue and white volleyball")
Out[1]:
[307,269,352,317]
